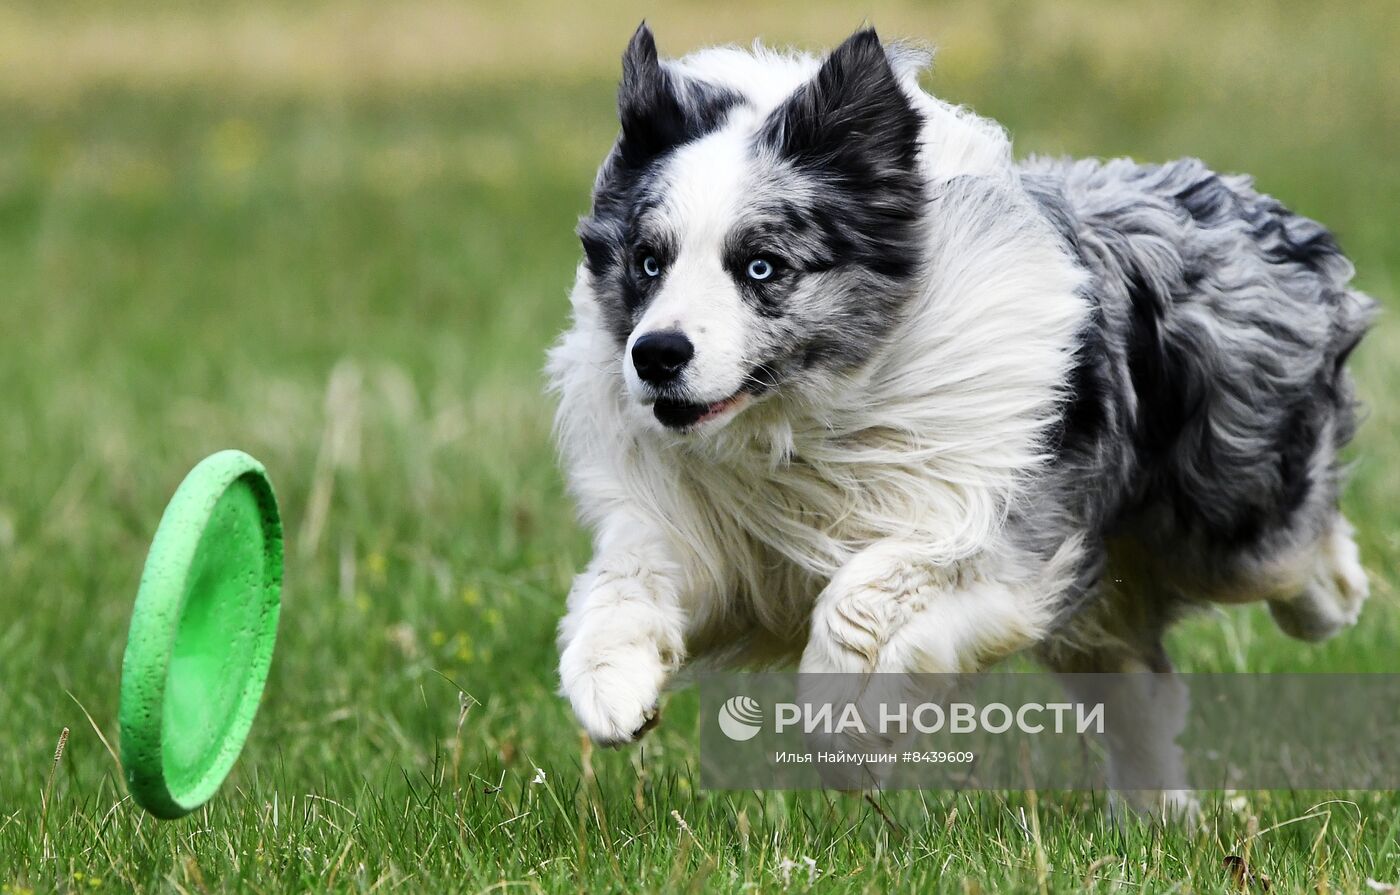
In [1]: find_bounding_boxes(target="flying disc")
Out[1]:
[119,450,283,819]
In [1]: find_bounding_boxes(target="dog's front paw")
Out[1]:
[560,641,668,746]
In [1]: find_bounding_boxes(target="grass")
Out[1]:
[1,1,1398,890]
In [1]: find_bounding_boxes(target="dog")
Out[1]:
[548,25,1375,813]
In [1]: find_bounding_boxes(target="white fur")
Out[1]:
[625,135,757,409]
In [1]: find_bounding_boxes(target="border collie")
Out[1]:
[548,26,1375,812]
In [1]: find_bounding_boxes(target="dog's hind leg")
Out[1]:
[1265,514,1368,642]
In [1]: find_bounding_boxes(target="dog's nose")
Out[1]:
[631,331,694,385]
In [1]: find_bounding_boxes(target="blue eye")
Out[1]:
[642,255,661,277]
[746,258,774,281]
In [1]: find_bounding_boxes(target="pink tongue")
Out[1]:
[699,397,733,421]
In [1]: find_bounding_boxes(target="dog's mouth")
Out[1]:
[645,362,783,431]
[653,392,750,430]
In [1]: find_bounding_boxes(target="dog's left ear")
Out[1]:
[760,29,921,175]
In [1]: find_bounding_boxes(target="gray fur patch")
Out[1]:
[1016,156,1376,641]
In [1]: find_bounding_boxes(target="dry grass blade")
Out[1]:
[864,792,905,839]
[66,689,121,777]
[38,727,70,859]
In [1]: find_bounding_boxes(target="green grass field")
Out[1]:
[2,1,1398,890]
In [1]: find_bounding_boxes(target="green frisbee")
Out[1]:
[119,450,283,819]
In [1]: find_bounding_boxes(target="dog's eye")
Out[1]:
[746,258,775,281]
[641,255,662,278]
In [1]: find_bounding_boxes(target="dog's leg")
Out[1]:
[800,541,1061,678]
[1043,643,1198,824]
[557,523,688,746]
[1267,514,1368,642]
[795,540,1065,786]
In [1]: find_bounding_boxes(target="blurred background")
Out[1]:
[1,0,1397,888]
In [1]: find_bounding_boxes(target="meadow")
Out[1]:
[2,1,1398,890]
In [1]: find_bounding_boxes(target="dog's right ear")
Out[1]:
[616,24,690,167]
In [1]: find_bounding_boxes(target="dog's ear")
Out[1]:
[760,29,921,175]
[616,23,691,167]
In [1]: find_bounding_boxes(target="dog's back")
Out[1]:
[1021,156,1376,646]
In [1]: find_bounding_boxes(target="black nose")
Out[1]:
[631,331,694,385]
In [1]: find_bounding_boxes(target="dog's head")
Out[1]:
[577,26,926,433]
